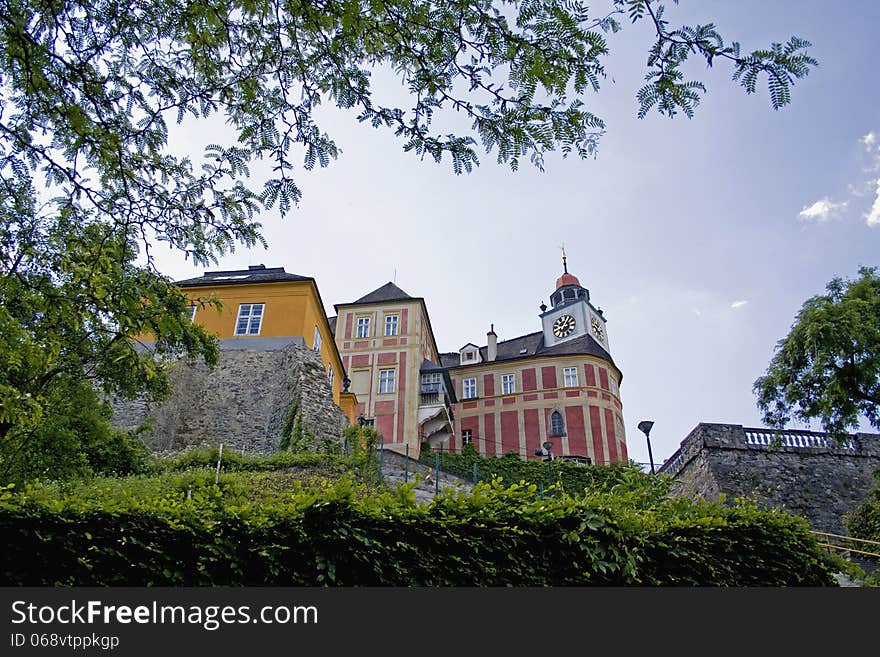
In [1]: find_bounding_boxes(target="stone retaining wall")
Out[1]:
[659,423,880,533]
[112,341,349,454]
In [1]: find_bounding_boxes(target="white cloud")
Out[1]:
[798,197,847,223]
[867,178,880,227]
[730,300,748,309]
[692,308,702,318]
[861,131,877,149]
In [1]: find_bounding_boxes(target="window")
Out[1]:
[384,314,398,336]
[188,305,197,322]
[379,369,395,394]
[564,366,578,387]
[234,303,264,335]
[549,411,566,437]
[421,372,441,393]
[313,326,322,352]
[462,430,473,447]
[463,378,477,399]
[356,317,370,338]
[328,365,334,387]
[501,374,515,395]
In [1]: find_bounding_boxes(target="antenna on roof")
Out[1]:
[393,268,397,283]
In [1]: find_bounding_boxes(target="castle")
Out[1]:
[166,254,628,463]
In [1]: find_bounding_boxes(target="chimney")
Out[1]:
[487,324,497,362]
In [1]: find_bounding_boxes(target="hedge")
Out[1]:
[0,473,838,586]
[419,446,672,507]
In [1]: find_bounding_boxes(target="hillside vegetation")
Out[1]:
[0,440,842,586]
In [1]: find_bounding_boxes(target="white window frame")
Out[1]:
[563,366,578,387]
[421,372,442,393]
[463,378,477,399]
[464,351,475,361]
[328,365,334,387]
[501,374,515,395]
[313,326,322,352]
[234,303,265,336]
[378,369,396,394]
[356,316,371,338]
[462,429,473,447]
[384,314,399,336]
[189,305,197,322]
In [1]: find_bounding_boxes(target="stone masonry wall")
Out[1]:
[659,423,880,534]
[113,341,349,454]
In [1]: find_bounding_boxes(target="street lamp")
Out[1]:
[534,440,553,481]
[638,420,655,474]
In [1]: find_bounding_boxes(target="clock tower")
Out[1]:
[540,254,610,353]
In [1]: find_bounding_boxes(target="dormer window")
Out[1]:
[459,344,481,365]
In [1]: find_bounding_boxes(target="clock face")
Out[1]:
[552,314,576,338]
[590,316,605,342]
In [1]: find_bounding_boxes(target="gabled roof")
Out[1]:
[176,265,312,287]
[337,282,417,307]
[459,343,480,351]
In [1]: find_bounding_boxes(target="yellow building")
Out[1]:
[176,264,357,422]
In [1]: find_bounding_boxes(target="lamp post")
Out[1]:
[535,440,553,481]
[638,420,655,474]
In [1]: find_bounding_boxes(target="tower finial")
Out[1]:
[560,243,568,273]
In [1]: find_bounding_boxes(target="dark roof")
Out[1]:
[420,359,446,372]
[176,265,312,287]
[328,316,337,335]
[337,282,417,307]
[441,331,618,375]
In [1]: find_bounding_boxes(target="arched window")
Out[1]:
[549,411,565,437]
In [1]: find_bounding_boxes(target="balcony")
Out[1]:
[418,383,454,447]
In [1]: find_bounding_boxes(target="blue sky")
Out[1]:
[156,1,880,466]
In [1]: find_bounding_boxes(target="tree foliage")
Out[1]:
[754,267,880,437]
[0,0,816,478]
[0,196,218,481]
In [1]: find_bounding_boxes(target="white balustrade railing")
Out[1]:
[744,428,856,451]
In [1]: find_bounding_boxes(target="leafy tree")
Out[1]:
[1,0,816,478]
[0,198,218,481]
[754,267,880,437]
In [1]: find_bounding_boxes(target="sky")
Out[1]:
[152,0,880,467]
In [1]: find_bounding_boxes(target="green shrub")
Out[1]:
[0,382,150,485]
[419,448,671,507]
[845,469,880,543]
[149,447,339,474]
[0,473,837,586]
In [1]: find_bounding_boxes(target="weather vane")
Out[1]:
[560,243,568,273]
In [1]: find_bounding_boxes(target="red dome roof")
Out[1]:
[555,272,581,289]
